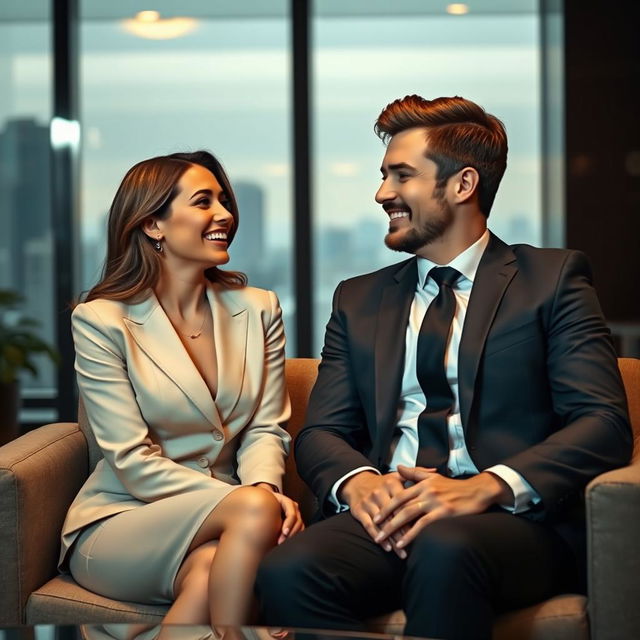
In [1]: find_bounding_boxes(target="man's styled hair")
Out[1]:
[375,95,508,217]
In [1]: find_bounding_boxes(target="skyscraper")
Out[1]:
[0,117,54,390]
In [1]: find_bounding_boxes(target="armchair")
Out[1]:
[0,358,638,640]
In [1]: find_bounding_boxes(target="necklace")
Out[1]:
[180,310,208,340]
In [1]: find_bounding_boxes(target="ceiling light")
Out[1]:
[122,12,197,40]
[447,4,469,15]
[136,10,160,22]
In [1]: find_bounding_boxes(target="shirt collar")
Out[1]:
[416,229,490,288]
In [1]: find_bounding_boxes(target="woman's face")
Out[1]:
[153,164,235,270]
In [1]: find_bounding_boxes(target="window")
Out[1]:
[313,1,543,351]
[79,1,295,348]
[0,2,55,422]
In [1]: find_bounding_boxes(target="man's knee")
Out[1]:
[407,519,487,585]
[257,536,317,594]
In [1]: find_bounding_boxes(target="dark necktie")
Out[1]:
[416,266,461,472]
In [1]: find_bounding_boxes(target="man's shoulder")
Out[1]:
[507,241,590,274]
[509,242,574,259]
[485,231,587,271]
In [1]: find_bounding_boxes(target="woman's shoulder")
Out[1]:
[71,296,133,328]
[73,296,127,314]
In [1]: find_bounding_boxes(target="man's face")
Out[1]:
[375,127,454,255]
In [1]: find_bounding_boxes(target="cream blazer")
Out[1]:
[59,283,291,567]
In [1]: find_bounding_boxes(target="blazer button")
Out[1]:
[197,457,209,468]
[213,429,224,441]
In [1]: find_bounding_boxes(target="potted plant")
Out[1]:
[0,289,59,445]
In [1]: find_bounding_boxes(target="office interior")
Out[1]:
[1,1,640,637]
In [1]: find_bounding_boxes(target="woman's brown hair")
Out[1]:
[85,150,246,303]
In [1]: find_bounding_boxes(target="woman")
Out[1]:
[58,151,303,629]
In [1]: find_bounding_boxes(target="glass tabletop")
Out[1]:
[0,625,430,640]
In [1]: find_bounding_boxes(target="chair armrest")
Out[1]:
[586,460,640,640]
[0,423,87,624]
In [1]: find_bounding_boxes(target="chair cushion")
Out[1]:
[367,594,588,640]
[26,575,168,624]
[494,594,588,640]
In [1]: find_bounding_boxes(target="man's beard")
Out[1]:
[384,204,454,254]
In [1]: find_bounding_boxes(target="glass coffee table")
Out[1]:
[0,626,430,640]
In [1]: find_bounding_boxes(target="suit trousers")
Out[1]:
[257,510,580,640]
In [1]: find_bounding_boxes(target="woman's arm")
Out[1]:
[235,290,291,490]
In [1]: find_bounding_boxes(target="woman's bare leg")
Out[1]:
[207,489,281,626]
[163,541,218,625]
[164,486,282,630]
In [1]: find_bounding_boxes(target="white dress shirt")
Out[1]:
[330,230,541,514]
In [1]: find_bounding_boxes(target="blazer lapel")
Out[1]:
[458,232,518,430]
[374,258,418,464]
[208,284,248,423]
[123,292,221,428]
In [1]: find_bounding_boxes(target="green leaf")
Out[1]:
[0,289,59,380]
[0,290,24,308]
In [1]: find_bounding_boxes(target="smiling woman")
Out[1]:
[141,164,236,276]
[85,150,246,304]
[58,149,303,631]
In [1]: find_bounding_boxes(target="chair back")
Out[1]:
[283,358,320,523]
[78,357,637,508]
[618,357,640,460]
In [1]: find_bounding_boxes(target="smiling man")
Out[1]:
[257,95,632,640]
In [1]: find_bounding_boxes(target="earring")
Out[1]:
[154,237,163,252]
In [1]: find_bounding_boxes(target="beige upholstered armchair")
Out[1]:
[1,358,639,640]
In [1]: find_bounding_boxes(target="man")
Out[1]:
[257,95,631,639]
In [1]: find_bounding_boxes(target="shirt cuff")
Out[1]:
[485,464,541,514]
[329,466,380,512]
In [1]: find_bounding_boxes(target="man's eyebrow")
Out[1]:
[389,162,417,172]
[189,188,213,200]
[380,162,417,174]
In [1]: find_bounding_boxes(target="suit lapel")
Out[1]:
[458,232,518,430]
[123,292,221,428]
[207,284,248,423]
[374,258,417,462]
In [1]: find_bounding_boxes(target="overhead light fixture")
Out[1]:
[446,3,469,15]
[137,10,160,22]
[122,11,197,40]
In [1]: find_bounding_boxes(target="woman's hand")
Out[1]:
[254,483,305,544]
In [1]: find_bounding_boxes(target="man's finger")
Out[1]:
[351,507,392,551]
[395,513,431,548]
[374,485,421,523]
[375,501,425,542]
[396,506,451,548]
[396,464,435,482]
[388,525,410,559]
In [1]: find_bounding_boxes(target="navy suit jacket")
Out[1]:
[296,233,632,546]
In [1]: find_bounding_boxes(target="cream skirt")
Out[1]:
[68,486,238,604]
